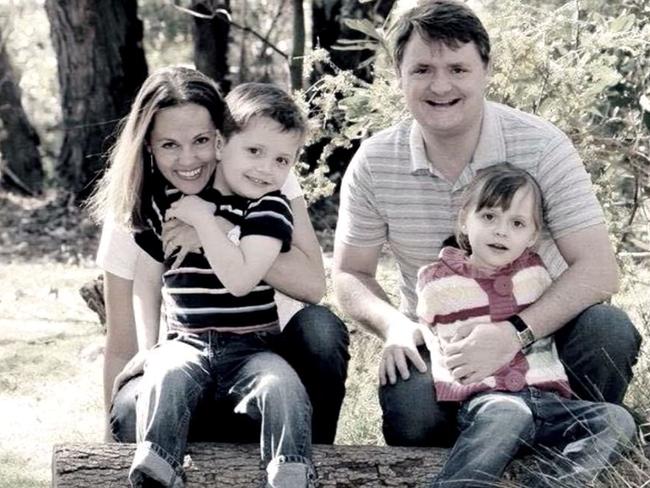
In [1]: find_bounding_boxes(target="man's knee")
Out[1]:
[569,304,641,359]
[379,373,457,447]
[284,305,350,359]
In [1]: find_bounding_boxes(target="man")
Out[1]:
[332,0,641,447]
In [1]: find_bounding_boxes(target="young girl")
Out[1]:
[90,67,316,488]
[416,164,635,487]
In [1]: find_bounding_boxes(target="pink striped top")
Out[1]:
[416,247,572,402]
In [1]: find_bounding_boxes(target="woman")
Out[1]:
[90,67,349,453]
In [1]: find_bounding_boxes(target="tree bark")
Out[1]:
[52,442,650,487]
[191,0,231,93]
[0,25,44,194]
[44,0,147,199]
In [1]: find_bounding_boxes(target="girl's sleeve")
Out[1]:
[240,191,294,253]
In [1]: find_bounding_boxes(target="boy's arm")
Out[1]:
[167,194,291,297]
[162,196,325,303]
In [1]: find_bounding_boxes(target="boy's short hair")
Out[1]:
[389,0,491,72]
[223,82,307,139]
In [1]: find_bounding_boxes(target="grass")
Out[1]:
[1,235,649,487]
[0,262,104,488]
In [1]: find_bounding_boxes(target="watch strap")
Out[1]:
[506,314,535,349]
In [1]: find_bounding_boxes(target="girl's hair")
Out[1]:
[456,163,543,251]
[86,66,226,229]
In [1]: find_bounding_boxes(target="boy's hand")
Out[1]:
[167,195,216,228]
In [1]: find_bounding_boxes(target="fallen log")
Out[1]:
[52,442,649,487]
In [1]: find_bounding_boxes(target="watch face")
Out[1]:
[518,329,535,348]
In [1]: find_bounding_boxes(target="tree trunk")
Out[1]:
[52,442,650,487]
[290,0,305,91]
[192,0,231,93]
[44,0,147,199]
[0,24,44,195]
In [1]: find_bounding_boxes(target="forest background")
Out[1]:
[0,0,648,487]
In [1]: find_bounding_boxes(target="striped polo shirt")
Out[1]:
[336,101,605,320]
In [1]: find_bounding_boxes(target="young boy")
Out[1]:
[417,164,636,488]
[130,81,315,488]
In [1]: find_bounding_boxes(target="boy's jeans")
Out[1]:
[112,305,349,445]
[128,330,314,488]
[431,388,636,488]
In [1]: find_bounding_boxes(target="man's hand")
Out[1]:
[167,195,216,228]
[379,319,428,386]
[162,219,201,268]
[442,321,520,384]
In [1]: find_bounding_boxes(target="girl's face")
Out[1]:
[148,103,218,195]
[461,186,539,271]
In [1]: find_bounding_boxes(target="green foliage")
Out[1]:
[303,0,650,250]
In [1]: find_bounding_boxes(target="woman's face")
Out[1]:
[148,103,217,194]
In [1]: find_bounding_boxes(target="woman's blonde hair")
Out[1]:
[87,66,226,229]
[456,163,544,252]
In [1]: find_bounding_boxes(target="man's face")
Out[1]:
[398,34,489,138]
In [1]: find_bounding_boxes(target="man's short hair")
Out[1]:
[223,82,307,139]
[390,0,491,72]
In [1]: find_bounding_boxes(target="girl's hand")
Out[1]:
[167,195,216,228]
[162,219,201,269]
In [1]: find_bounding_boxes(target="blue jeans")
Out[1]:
[128,330,314,488]
[111,305,349,445]
[379,304,642,446]
[431,388,636,487]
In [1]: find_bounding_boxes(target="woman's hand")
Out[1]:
[162,219,201,269]
[167,195,215,228]
[111,350,149,401]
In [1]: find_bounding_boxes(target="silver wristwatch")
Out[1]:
[506,315,535,349]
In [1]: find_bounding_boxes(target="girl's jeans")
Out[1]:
[379,304,641,447]
[430,388,636,487]
[128,330,314,488]
[112,305,349,445]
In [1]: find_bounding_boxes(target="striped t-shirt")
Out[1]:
[135,171,293,333]
[336,101,605,319]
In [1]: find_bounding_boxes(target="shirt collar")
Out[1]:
[408,101,507,179]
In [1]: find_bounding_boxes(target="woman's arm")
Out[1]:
[132,250,164,350]
[264,196,326,303]
[102,251,163,440]
[102,272,138,438]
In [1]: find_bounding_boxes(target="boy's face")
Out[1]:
[461,186,539,271]
[215,115,302,199]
